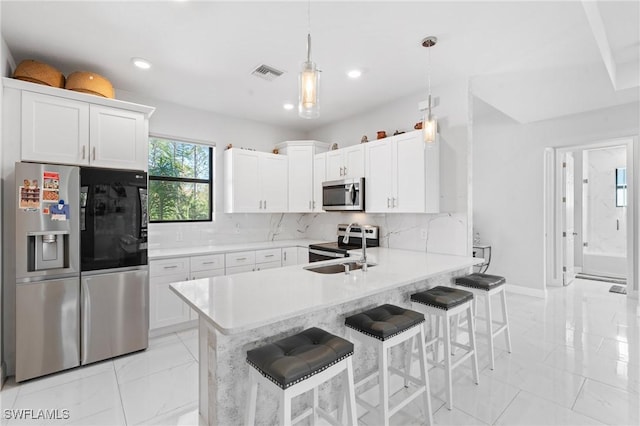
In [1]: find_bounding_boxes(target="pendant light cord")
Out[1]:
[427,40,432,119]
[306,0,312,62]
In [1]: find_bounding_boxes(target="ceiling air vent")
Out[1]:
[251,64,285,81]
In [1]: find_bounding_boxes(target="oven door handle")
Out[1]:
[309,249,347,258]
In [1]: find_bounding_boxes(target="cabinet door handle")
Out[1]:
[92,147,96,161]
[344,167,348,176]
[309,200,312,210]
[259,200,262,209]
[264,200,267,209]
[392,197,397,207]
[339,166,344,176]
[163,265,178,269]
[387,197,391,208]
[312,201,316,209]
[284,252,287,262]
[82,145,86,160]
[202,261,216,265]
[264,254,274,258]
[236,257,247,261]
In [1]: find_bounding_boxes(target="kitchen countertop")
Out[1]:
[170,247,482,335]
[149,238,326,260]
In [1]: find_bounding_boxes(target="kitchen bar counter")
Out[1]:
[149,238,324,260]
[170,248,481,425]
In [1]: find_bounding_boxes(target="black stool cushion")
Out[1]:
[345,304,424,341]
[455,273,506,290]
[246,327,353,389]
[411,286,473,310]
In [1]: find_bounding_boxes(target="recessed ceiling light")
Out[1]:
[347,69,362,79]
[132,57,151,70]
[283,103,294,111]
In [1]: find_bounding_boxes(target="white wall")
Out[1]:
[473,98,639,295]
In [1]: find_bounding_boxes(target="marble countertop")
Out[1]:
[149,239,326,260]
[170,247,481,335]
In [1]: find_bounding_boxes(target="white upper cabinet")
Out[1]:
[10,79,153,170]
[21,92,90,165]
[89,105,147,170]
[365,130,439,213]
[326,144,364,181]
[224,148,288,213]
[285,146,314,212]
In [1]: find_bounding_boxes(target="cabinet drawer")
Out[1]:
[191,269,225,280]
[150,258,189,278]
[225,251,255,268]
[255,248,281,264]
[225,264,255,275]
[254,260,281,271]
[190,254,224,272]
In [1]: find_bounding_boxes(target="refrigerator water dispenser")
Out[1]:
[28,231,68,271]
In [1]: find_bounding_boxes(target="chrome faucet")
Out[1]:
[343,223,368,272]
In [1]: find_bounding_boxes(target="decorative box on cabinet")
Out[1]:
[5,78,153,171]
[224,148,288,213]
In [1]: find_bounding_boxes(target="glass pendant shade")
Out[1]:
[422,115,437,143]
[299,60,319,119]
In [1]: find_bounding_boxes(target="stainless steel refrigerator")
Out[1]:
[15,162,149,382]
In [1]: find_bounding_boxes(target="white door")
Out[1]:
[21,92,89,165]
[365,139,393,212]
[343,145,365,178]
[260,154,288,212]
[287,146,313,212]
[326,150,344,180]
[395,132,426,212]
[89,105,146,170]
[313,154,326,212]
[563,152,576,285]
[229,150,260,212]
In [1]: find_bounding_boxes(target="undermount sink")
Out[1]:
[304,261,376,274]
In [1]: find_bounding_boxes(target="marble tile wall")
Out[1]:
[149,211,469,256]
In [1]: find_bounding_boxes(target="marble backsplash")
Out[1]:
[149,211,469,256]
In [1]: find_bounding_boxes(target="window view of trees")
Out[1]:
[148,137,213,222]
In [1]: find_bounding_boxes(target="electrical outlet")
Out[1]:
[420,229,428,240]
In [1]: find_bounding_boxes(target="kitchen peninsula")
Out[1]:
[171,247,481,425]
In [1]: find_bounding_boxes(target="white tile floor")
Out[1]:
[1,278,638,425]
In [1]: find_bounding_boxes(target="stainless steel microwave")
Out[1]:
[322,178,365,211]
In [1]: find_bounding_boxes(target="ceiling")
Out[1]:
[2,1,638,131]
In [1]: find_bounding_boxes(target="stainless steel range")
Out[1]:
[308,224,379,262]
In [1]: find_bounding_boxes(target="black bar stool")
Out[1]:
[345,304,433,426]
[245,327,357,426]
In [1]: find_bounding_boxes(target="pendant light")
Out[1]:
[421,36,437,143]
[298,0,320,119]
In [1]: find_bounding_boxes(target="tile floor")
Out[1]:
[1,278,638,425]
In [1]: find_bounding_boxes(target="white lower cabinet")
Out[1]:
[150,255,225,331]
[150,245,311,333]
[150,258,191,331]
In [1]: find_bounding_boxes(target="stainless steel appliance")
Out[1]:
[308,224,379,262]
[15,162,149,382]
[15,162,81,382]
[80,167,148,365]
[322,178,365,211]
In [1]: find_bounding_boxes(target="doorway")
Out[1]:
[546,138,634,289]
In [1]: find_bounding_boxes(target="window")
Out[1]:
[616,167,627,207]
[148,136,213,222]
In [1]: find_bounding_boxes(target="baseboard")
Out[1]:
[149,319,197,338]
[506,283,547,299]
